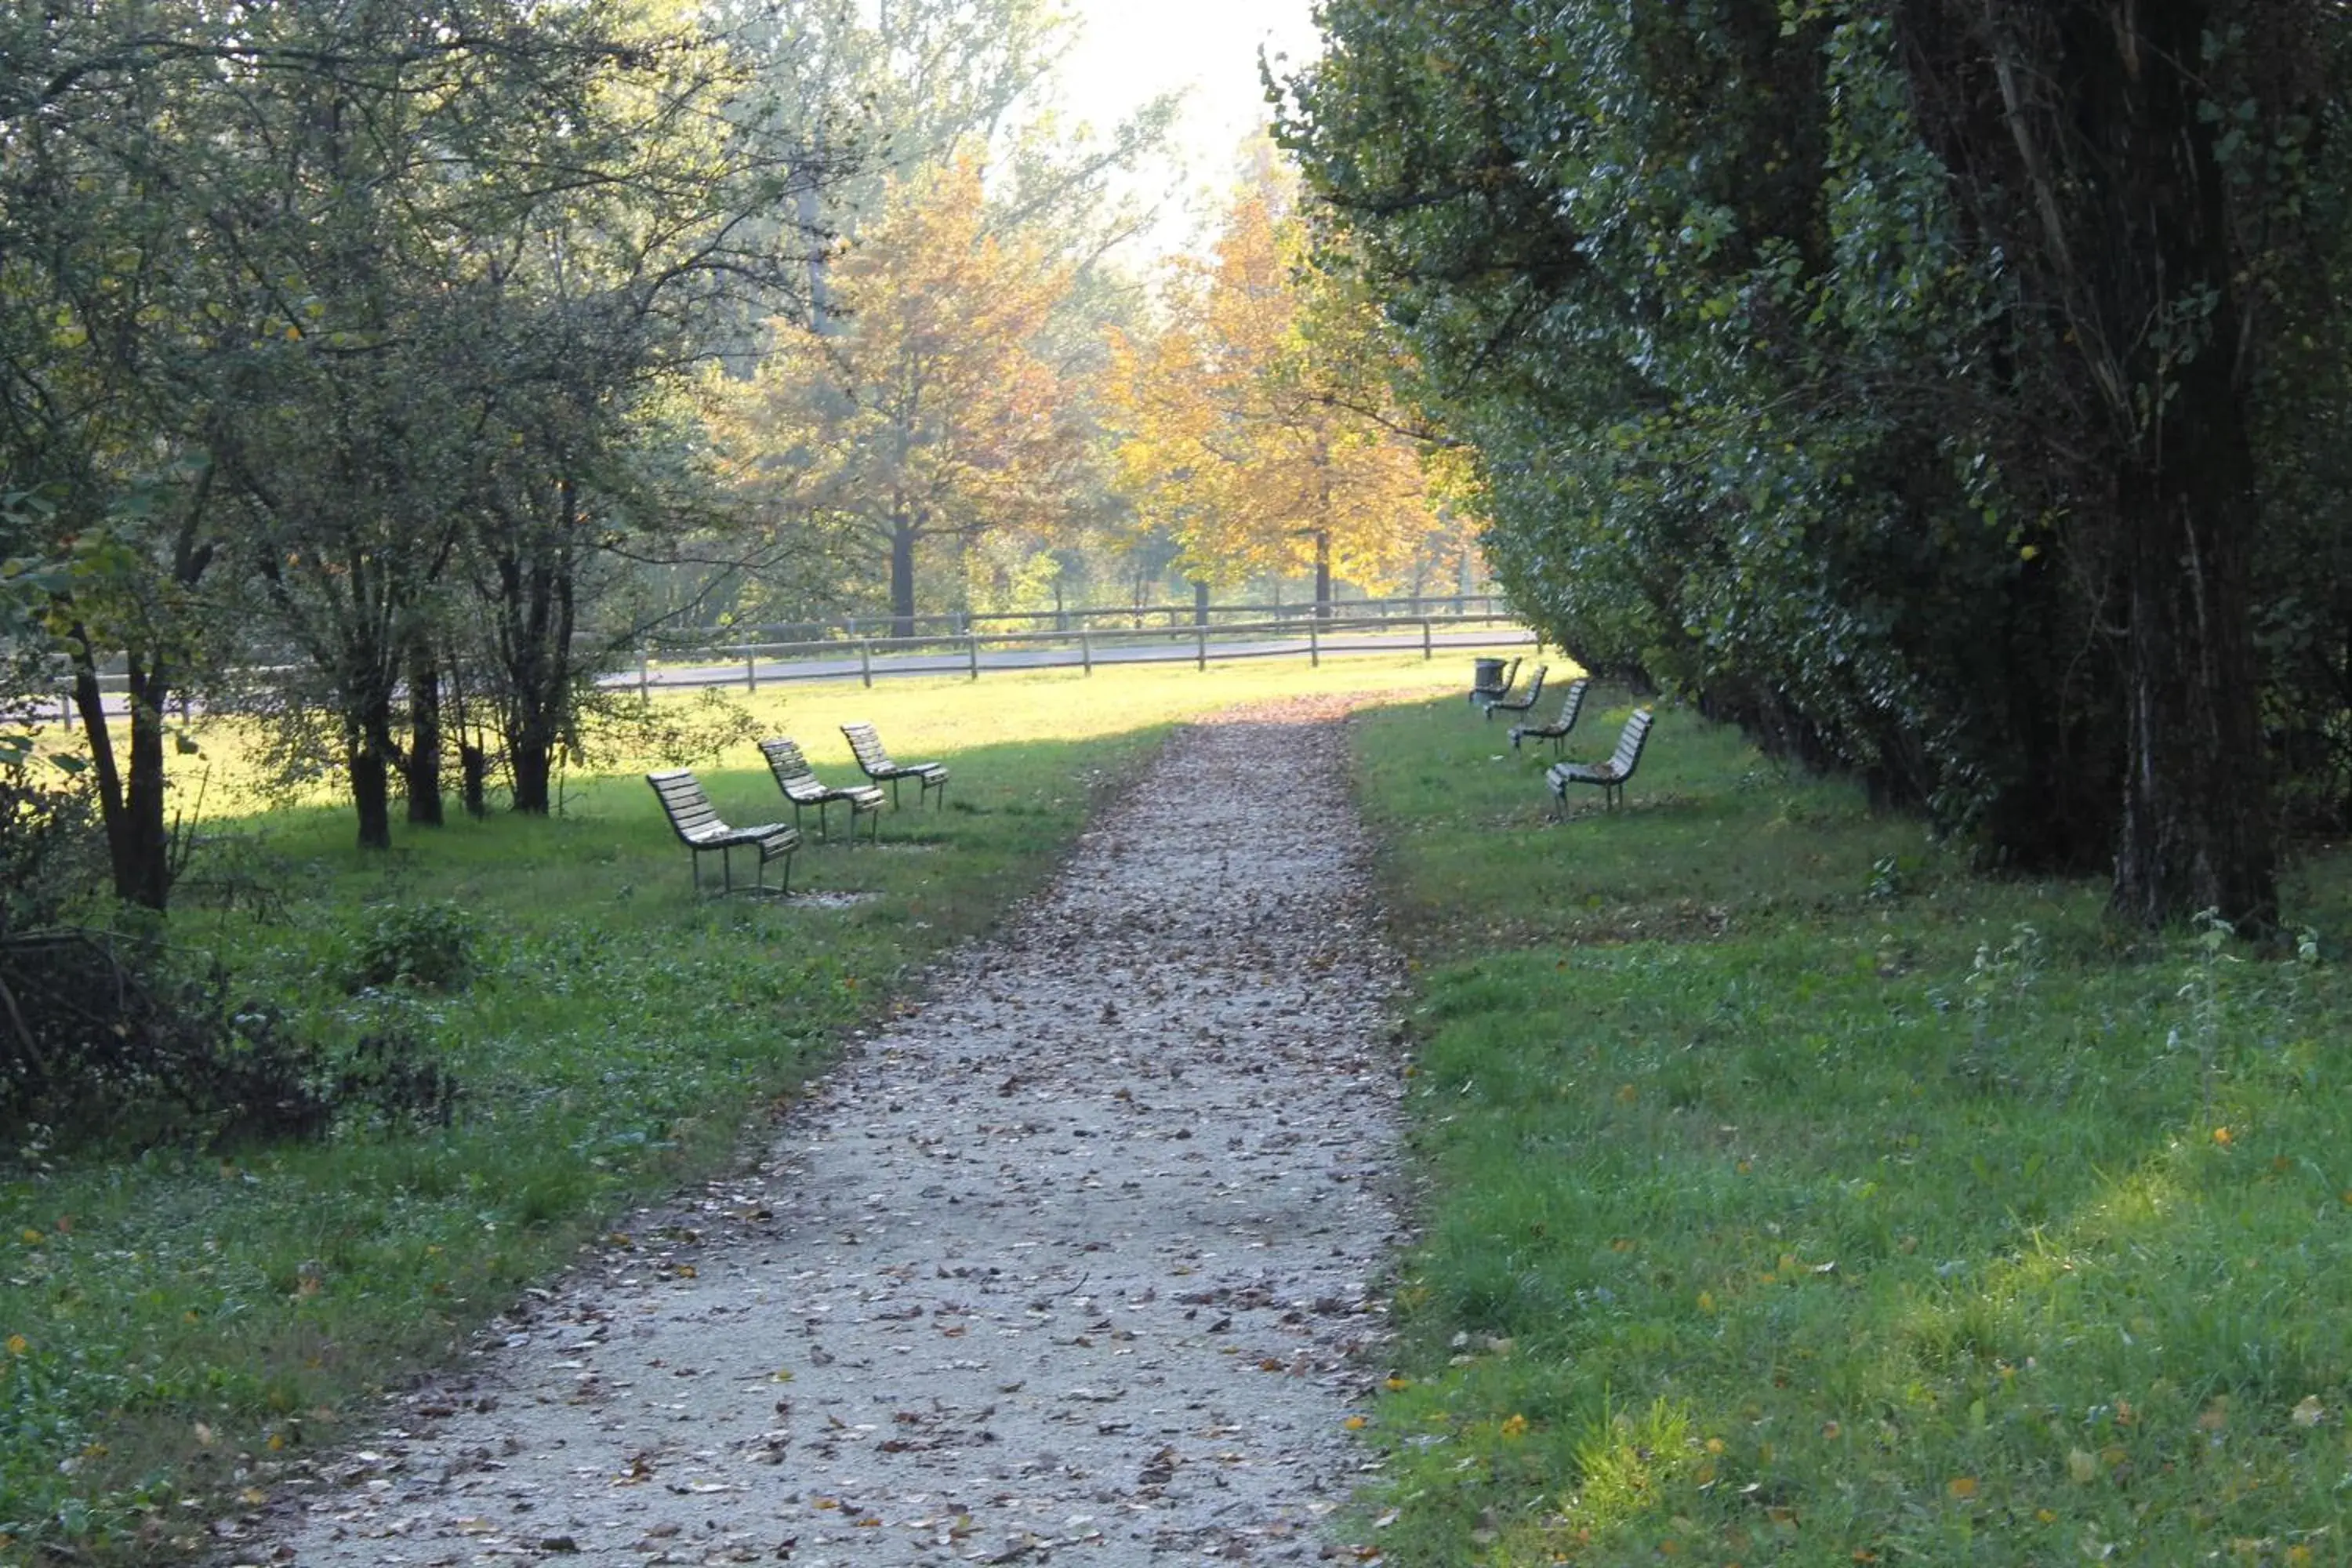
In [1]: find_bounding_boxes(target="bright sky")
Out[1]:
[1057,0,1321,256]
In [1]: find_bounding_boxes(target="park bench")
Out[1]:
[1469,655,1522,706]
[758,736,884,844]
[1508,677,1591,754]
[645,769,800,893]
[841,721,949,809]
[1545,708,1655,816]
[1480,663,1548,721]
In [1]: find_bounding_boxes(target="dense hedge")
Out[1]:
[1283,2,2352,922]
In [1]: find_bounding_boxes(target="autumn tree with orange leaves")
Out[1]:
[1105,162,1453,615]
[711,156,1091,636]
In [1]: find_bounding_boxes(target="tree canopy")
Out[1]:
[1105,161,1455,612]
[1282,0,2352,927]
[2,0,850,873]
[707,155,1093,637]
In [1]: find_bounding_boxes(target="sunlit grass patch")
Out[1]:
[1349,691,2352,1566]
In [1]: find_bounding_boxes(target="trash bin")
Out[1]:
[1473,656,1506,693]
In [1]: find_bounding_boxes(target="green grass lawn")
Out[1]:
[1348,693,2352,1566]
[0,655,1464,1565]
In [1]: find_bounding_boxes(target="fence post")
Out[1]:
[1080,630,1093,675]
[1421,619,1433,660]
[1196,623,1207,672]
[859,640,873,688]
[1309,622,1320,668]
[638,652,651,696]
[967,634,980,681]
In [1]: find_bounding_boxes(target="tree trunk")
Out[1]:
[890,516,918,640]
[120,655,172,909]
[2079,0,2274,928]
[348,718,393,851]
[1896,0,2281,927]
[65,634,173,910]
[1312,528,1334,619]
[404,641,444,826]
[460,738,491,819]
[2111,452,2273,927]
[489,477,581,818]
[510,726,556,815]
[1192,579,1210,626]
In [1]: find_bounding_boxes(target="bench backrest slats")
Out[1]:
[1555,679,1588,730]
[842,722,890,771]
[648,770,724,842]
[758,738,829,804]
[1610,710,1654,774]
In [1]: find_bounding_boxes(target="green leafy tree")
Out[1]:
[1283,1,2346,926]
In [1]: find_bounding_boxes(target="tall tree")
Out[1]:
[1889,2,2316,926]
[1283,1,2343,925]
[1105,163,1443,613]
[710,156,1089,637]
[1,0,262,904]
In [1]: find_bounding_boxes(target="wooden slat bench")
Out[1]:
[1479,663,1548,721]
[646,769,800,893]
[1545,708,1655,815]
[841,722,949,809]
[1509,677,1591,754]
[758,737,884,844]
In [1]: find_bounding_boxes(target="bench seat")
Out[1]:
[1509,677,1591,754]
[841,722,949,809]
[758,737,884,843]
[1470,655,1522,706]
[1480,663,1548,720]
[647,769,800,893]
[1545,708,1655,815]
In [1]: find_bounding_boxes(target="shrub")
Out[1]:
[349,901,483,991]
[0,936,332,1152]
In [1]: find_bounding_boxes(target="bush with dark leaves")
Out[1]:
[349,902,483,992]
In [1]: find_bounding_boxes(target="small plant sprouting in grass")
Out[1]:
[1570,1398,1694,1522]
[1867,854,1907,902]
[2175,907,2250,1121]
[332,1027,462,1134]
[1959,921,2045,1070]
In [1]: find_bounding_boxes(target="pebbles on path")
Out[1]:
[258,699,1410,1567]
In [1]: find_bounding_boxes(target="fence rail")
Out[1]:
[630,610,1537,694]
[641,592,1515,651]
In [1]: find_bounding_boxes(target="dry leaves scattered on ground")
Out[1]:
[252,698,1409,1567]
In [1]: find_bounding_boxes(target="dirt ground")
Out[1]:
[250,697,1410,1567]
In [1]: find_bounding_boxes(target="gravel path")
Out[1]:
[258,699,1409,1567]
